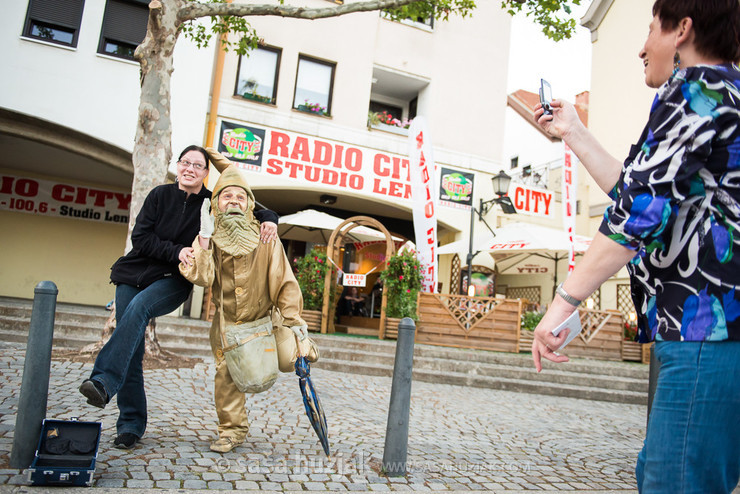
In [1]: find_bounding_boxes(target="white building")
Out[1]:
[1,0,597,310]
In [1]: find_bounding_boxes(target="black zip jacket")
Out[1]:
[110,183,278,289]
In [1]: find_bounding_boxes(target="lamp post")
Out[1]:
[465,170,515,295]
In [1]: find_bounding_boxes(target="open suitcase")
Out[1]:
[27,418,102,487]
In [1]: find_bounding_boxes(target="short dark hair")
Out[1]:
[653,0,740,62]
[178,145,210,170]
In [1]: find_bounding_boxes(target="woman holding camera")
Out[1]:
[533,1,740,491]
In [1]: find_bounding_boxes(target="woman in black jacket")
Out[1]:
[79,145,278,450]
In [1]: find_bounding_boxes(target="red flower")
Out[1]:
[399,275,404,280]
[406,289,411,293]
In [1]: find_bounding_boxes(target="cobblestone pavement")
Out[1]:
[0,341,645,492]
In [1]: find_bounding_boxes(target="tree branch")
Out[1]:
[179,0,423,22]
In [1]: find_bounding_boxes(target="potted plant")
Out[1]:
[239,79,273,104]
[296,99,328,116]
[518,310,543,349]
[367,111,411,135]
[379,250,423,321]
[294,248,333,331]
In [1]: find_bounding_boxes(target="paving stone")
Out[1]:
[208,480,234,489]
[0,340,651,493]
[235,480,260,490]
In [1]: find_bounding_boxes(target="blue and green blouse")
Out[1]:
[599,63,740,342]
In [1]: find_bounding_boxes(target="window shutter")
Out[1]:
[28,0,85,30]
[101,0,148,46]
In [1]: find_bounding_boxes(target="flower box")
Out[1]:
[241,92,273,104]
[370,122,409,136]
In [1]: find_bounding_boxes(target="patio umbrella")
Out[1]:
[295,352,330,457]
[437,222,592,291]
[279,209,402,244]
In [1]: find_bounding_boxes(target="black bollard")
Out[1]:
[382,317,416,476]
[10,281,58,469]
[646,343,660,426]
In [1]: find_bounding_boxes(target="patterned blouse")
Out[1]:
[599,63,740,342]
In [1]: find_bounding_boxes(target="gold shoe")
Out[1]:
[210,437,242,453]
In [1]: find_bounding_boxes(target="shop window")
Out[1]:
[293,55,335,117]
[235,45,281,105]
[97,0,148,60]
[23,0,85,47]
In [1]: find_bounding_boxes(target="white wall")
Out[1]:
[0,2,214,155]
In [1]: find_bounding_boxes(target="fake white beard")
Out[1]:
[212,208,260,257]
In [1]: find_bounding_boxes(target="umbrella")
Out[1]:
[295,353,330,457]
[279,209,402,244]
[437,222,592,291]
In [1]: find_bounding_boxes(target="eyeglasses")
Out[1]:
[177,159,207,171]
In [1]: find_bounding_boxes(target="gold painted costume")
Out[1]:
[179,157,305,443]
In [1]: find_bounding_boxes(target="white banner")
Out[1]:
[562,143,578,274]
[407,117,437,293]
[0,174,131,224]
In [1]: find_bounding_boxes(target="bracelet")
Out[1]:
[556,283,581,307]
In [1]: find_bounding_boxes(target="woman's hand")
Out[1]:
[179,247,195,266]
[260,221,278,243]
[531,298,578,372]
[534,99,583,141]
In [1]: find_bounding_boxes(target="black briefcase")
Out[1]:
[27,418,102,487]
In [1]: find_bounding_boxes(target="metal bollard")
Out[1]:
[10,281,58,469]
[382,317,416,476]
[646,343,660,426]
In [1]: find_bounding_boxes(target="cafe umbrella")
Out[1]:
[295,345,330,457]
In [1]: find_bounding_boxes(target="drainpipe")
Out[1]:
[203,0,232,187]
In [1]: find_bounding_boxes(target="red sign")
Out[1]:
[509,184,553,217]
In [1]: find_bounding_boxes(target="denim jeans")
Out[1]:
[636,341,740,493]
[89,277,192,438]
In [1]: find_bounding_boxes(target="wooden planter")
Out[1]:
[302,309,322,333]
[641,342,653,364]
[622,340,642,361]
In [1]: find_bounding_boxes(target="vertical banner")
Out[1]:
[562,142,578,274]
[408,117,438,293]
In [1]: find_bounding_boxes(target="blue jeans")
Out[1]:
[89,277,192,438]
[636,341,740,493]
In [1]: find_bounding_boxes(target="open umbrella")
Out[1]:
[279,209,403,244]
[437,222,592,292]
[295,353,330,457]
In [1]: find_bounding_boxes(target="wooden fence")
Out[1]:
[416,293,522,353]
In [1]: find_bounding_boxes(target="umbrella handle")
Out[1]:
[294,333,304,359]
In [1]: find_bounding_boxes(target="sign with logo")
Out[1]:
[217,119,417,203]
[0,175,131,224]
[218,121,266,171]
[439,167,474,210]
[509,183,553,217]
[343,273,366,287]
[499,262,551,275]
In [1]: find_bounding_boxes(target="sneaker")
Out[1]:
[209,437,242,453]
[79,379,107,408]
[113,433,139,449]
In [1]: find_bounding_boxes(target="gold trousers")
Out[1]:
[214,358,249,441]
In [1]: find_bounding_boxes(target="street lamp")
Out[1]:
[464,170,516,296]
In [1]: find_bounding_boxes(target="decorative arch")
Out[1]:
[320,216,397,338]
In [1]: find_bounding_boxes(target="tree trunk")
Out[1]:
[80,303,180,362]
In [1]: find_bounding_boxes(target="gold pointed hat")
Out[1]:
[206,147,256,207]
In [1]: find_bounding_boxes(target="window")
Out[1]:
[98,0,148,60]
[510,156,519,169]
[235,46,281,105]
[293,56,335,117]
[23,0,85,47]
[369,101,402,120]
